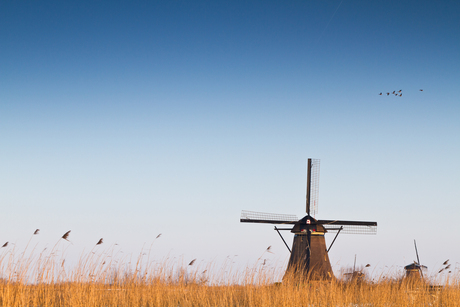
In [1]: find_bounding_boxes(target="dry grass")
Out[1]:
[1,242,460,306]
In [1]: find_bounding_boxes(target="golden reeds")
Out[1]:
[0,236,459,306]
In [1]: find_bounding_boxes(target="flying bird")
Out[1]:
[266,246,273,253]
[445,264,451,270]
[439,268,445,273]
[379,92,382,95]
[398,90,402,93]
[419,89,423,91]
[399,94,402,97]
[34,229,40,235]
[386,92,390,95]
[1,242,8,248]
[156,233,162,239]
[189,259,196,266]
[443,259,449,265]
[62,230,71,241]
[96,238,103,245]
[392,91,395,94]
[365,264,371,268]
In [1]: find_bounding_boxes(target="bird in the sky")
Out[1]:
[399,93,402,97]
[398,90,402,93]
[189,259,196,266]
[34,229,40,235]
[379,92,382,95]
[420,89,423,91]
[387,92,390,95]
[96,238,103,245]
[1,242,8,248]
[443,259,449,265]
[392,91,395,94]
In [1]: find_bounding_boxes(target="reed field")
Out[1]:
[1,235,459,306]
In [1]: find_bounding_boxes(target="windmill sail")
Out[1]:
[323,224,377,235]
[309,159,320,216]
[319,219,377,235]
[240,210,298,224]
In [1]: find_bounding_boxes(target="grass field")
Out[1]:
[1,239,459,306]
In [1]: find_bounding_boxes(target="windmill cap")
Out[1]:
[404,263,427,270]
[291,215,326,233]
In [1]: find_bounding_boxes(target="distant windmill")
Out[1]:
[240,158,377,280]
[342,255,370,282]
[404,240,427,279]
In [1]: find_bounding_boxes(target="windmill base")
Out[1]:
[284,232,334,281]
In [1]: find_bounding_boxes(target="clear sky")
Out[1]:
[1,0,459,278]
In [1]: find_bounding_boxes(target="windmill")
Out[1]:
[404,240,427,279]
[240,158,377,280]
[342,255,370,282]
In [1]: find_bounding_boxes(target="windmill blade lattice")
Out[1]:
[309,159,320,216]
[323,224,377,235]
[240,210,298,224]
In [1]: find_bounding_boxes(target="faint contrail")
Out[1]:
[318,0,344,40]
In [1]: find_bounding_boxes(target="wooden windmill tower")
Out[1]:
[240,158,377,280]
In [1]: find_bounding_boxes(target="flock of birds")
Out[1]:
[379,89,423,97]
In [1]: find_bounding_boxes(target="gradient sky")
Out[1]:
[1,0,459,278]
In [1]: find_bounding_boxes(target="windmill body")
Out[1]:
[287,218,333,279]
[240,159,377,280]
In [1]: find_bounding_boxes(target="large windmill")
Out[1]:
[240,158,377,280]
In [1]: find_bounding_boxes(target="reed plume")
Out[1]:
[62,230,71,241]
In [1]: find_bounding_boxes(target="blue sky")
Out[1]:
[1,0,459,278]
